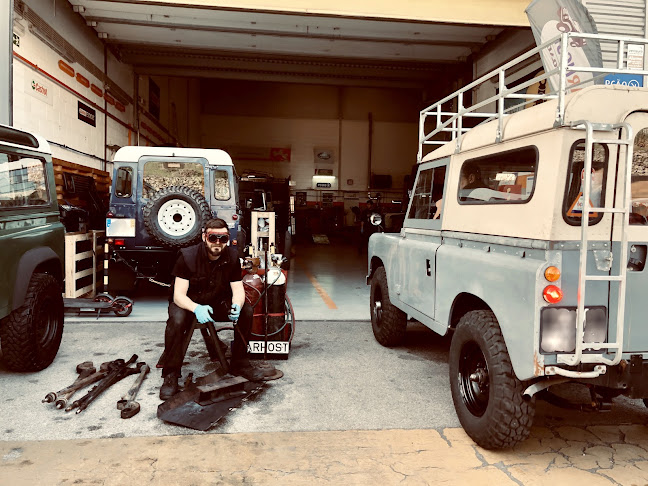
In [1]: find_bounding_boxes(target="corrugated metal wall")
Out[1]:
[584,0,647,66]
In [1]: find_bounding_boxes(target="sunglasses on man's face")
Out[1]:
[206,233,229,244]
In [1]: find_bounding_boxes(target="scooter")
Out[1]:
[63,293,134,318]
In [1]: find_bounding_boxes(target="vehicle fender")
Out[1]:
[367,233,402,298]
[435,243,544,381]
[12,247,62,311]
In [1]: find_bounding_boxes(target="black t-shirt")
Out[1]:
[170,243,241,305]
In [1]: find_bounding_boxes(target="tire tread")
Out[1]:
[449,310,535,449]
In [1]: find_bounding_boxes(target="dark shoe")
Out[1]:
[230,359,266,382]
[160,373,180,400]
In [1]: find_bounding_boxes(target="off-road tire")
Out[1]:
[449,310,535,449]
[143,185,211,248]
[0,273,64,371]
[370,266,407,346]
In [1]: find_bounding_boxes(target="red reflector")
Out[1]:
[232,239,238,246]
[543,285,563,304]
[106,211,114,217]
[232,214,238,220]
[115,239,125,246]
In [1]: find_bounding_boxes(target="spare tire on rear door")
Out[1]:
[143,186,211,248]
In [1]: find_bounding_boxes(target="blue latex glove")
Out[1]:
[228,303,241,322]
[194,304,214,324]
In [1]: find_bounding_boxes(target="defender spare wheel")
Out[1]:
[449,310,535,449]
[0,273,64,371]
[370,267,407,346]
[143,186,211,248]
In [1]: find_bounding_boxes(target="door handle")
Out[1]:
[426,259,431,276]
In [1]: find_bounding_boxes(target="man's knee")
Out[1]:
[167,303,192,331]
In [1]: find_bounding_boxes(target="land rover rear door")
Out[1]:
[619,112,648,353]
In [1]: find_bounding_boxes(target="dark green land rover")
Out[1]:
[0,124,65,371]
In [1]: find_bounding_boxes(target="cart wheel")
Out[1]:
[113,297,133,317]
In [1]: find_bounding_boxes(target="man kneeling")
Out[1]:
[160,217,264,400]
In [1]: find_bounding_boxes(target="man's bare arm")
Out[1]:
[230,281,245,308]
[173,277,199,312]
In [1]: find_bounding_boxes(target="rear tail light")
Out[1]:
[544,266,560,282]
[543,285,563,304]
[232,214,238,220]
[115,239,125,246]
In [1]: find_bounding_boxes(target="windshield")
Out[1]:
[0,152,49,208]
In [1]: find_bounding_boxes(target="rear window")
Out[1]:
[458,147,537,204]
[143,161,204,199]
[631,128,648,225]
[562,140,608,226]
[115,166,133,198]
[0,152,49,208]
[213,169,231,201]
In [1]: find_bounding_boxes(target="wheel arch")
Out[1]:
[448,292,491,331]
[368,256,384,280]
[12,247,63,311]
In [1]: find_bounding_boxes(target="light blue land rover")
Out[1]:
[367,32,648,449]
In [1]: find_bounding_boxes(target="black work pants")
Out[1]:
[162,300,253,377]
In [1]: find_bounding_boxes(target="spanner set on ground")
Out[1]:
[42,355,149,418]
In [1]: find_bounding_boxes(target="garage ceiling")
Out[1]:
[68,1,524,88]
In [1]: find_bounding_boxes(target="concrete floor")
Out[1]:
[68,239,371,323]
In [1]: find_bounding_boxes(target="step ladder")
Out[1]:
[558,121,633,368]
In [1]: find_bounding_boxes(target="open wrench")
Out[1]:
[117,363,149,418]
[67,355,139,414]
[42,361,96,403]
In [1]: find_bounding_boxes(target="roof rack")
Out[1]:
[418,32,648,161]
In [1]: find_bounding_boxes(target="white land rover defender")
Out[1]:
[367,32,648,449]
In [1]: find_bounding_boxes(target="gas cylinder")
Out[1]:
[242,272,264,336]
[265,267,287,340]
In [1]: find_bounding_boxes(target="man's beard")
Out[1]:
[205,241,223,258]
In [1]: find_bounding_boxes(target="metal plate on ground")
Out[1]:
[157,381,265,431]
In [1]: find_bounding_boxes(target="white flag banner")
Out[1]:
[525,0,603,92]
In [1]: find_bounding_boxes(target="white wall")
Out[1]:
[199,79,420,209]
[12,0,137,171]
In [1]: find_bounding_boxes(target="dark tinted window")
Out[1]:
[115,167,133,198]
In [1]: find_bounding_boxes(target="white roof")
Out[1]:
[113,146,233,166]
[0,123,51,155]
[423,84,648,162]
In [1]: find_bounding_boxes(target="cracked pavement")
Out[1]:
[1,425,648,485]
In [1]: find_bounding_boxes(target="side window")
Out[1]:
[563,141,608,226]
[213,169,231,201]
[631,128,648,225]
[0,152,49,208]
[458,147,537,204]
[408,166,446,220]
[115,167,133,198]
[143,161,204,199]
